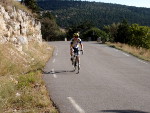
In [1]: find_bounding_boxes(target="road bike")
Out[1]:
[71,50,83,74]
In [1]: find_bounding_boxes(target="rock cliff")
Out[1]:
[0,4,42,51]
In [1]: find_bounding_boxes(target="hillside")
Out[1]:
[37,0,150,28]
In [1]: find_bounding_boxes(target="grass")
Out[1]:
[0,0,57,112]
[0,42,58,113]
[106,42,150,61]
[0,0,32,15]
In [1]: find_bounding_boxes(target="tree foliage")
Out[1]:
[22,0,39,13]
[66,21,94,40]
[105,21,150,49]
[115,20,130,43]
[23,0,150,48]
[82,27,108,41]
[128,24,150,49]
[104,23,120,42]
[20,0,65,41]
[37,0,150,29]
[40,12,65,41]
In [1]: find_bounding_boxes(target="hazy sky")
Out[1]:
[90,0,150,8]
[17,0,150,8]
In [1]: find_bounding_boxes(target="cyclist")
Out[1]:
[70,33,83,67]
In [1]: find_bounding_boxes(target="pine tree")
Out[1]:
[23,0,39,13]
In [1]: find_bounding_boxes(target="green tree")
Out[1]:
[41,18,58,41]
[66,21,94,40]
[115,20,130,43]
[129,24,150,49]
[83,27,108,42]
[40,12,65,41]
[37,0,150,29]
[23,0,39,13]
[21,0,24,4]
[104,23,120,42]
[41,11,55,20]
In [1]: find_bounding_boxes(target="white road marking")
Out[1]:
[137,59,148,64]
[51,69,54,73]
[53,74,57,78]
[67,97,85,113]
[52,69,57,78]
[123,53,130,57]
[53,59,55,63]
[55,46,58,56]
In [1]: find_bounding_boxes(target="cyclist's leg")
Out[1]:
[70,48,74,62]
[76,48,80,69]
[77,55,80,68]
[73,48,78,66]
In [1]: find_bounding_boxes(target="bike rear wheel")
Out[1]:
[72,56,80,74]
[76,60,80,74]
[73,61,76,71]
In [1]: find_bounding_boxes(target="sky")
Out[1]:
[17,0,150,8]
[90,0,150,8]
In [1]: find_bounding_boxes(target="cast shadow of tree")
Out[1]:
[100,110,149,113]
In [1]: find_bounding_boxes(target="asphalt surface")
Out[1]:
[43,41,150,113]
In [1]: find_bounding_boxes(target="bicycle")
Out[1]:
[71,50,83,74]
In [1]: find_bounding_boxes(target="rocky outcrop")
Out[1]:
[0,4,42,50]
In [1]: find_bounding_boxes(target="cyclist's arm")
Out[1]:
[79,39,83,50]
[80,43,83,50]
[70,42,73,56]
[70,42,73,50]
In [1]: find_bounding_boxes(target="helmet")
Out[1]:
[73,33,79,37]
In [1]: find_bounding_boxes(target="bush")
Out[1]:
[82,27,109,42]
[40,12,65,41]
[128,24,150,49]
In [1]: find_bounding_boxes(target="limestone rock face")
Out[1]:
[0,5,42,51]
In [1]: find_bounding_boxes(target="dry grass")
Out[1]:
[0,0,57,112]
[0,0,32,14]
[0,43,28,76]
[107,42,150,61]
[0,42,58,113]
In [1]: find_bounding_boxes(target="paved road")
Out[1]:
[43,41,150,113]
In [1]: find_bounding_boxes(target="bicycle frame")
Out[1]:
[72,50,83,74]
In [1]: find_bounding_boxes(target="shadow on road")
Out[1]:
[100,110,149,113]
[43,70,75,74]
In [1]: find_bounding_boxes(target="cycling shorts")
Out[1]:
[73,48,79,55]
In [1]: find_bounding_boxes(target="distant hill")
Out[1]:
[37,0,150,28]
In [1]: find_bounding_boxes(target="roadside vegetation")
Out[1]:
[104,20,150,61]
[106,42,150,61]
[0,0,59,112]
[0,0,32,14]
[40,11,65,41]
[104,20,150,49]
[0,42,58,112]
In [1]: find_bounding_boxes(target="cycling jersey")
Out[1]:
[70,38,82,48]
